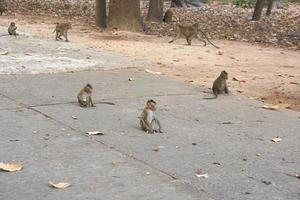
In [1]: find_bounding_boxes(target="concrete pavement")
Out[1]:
[0,69,299,200]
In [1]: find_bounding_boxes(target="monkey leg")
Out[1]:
[212,88,219,98]
[196,34,207,47]
[55,32,60,41]
[169,33,181,44]
[64,31,69,42]
[140,120,154,133]
[186,36,192,45]
[224,85,229,94]
[153,119,163,133]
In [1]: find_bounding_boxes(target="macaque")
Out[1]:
[0,3,6,16]
[169,23,219,48]
[77,84,95,107]
[8,22,18,36]
[139,99,163,133]
[212,70,229,98]
[53,22,72,42]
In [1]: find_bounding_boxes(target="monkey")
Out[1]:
[77,84,95,107]
[139,99,163,134]
[0,3,6,16]
[53,22,72,42]
[204,70,229,99]
[169,23,219,49]
[8,22,18,36]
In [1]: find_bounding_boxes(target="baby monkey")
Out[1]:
[53,22,72,42]
[212,70,229,98]
[77,84,95,107]
[8,22,18,36]
[139,99,163,134]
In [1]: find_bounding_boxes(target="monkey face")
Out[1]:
[149,102,157,111]
[84,86,93,94]
[10,22,15,27]
[221,71,228,80]
[146,100,157,111]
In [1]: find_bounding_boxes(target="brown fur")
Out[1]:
[169,23,219,48]
[212,70,229,98]
[139,99,163,133]
[8,22,18,36]
[77,84,94,107]
[53,22,72,42]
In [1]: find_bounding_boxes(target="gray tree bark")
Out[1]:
[95,0,107,28]
[147,0,164,22]
[108,0,142,31]
[252,0,265,21]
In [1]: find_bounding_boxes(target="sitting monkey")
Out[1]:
[139,99,163,133]
[77,84,95,107]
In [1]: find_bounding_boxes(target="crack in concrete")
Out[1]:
[0,91,209,198]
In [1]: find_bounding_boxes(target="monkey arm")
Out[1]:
[89,96,95,107]
[155,118,163,133]
[77,93,88,107]
[224,84,229,94]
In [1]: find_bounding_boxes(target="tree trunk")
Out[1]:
[108,0,142,31]
[252,0,265,21]
[266,0,273,16]
[95,0,107,28]
[147,0,164,22]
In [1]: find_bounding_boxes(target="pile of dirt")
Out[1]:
[145,5,300,50]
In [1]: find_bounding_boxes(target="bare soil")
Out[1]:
[0,14,299,111]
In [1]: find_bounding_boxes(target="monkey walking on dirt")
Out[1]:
[169,23,219,49]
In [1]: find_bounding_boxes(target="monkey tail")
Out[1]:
[198,29,220,49]
[98,102,116,105]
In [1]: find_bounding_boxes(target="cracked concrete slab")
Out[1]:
[33,93,300,200]
[0,108,207,200]
[0,70,198,106]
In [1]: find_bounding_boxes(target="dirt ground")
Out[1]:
[0,14,299,111]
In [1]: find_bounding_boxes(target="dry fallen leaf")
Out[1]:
[263,103,291,110]
[262,104,279,110]
[0,51,9,55]
[271,137,282,142]
[212,162,221,166]
[128,78,135,81]
[145,69,162,75]
[0,162,23,172]
[217,51,223,55]
[86,131,104,135]
[277,103,291,109]
[196,173,209,178]
[49,181,71,189]
[222,121,233,124]
[286,173,300,179]
[184,80,194,83]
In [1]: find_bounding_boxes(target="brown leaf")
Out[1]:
[49,181,71,189]
[0,162,23,172]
